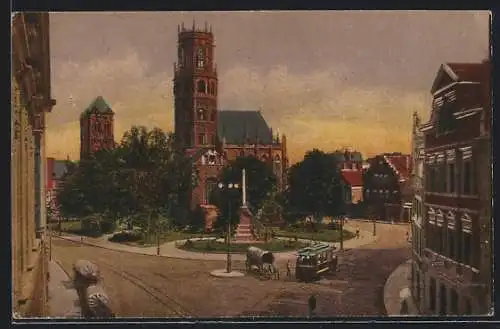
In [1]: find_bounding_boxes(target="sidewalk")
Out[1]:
[383,260,419,316]
[48,260,81,318]
[54,223,376,263]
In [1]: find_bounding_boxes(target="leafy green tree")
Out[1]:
[284,149,344,224]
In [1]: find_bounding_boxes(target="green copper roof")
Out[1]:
[81,96,114,118]
[217,110,273,145]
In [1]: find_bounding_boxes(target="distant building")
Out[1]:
[173,23,288,228]
[46,158,70,220]
[363,153,412,222]
[341,170,364,206]
[419,61,492,315]
[80,96,115,159]
[12,12,55,316]
[331,148,363,171]
[410,111,426,311]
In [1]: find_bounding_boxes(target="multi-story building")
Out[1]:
[80,96,115,159]
[331,148,363,171]
[410,111,426,311]
[46,158,70,221]
[173,23,288,227]
[419,60,492,315]
[363,153,412,222]
[11,12,56,316]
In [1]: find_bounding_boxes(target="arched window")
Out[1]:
[197,108,207,121]
[197,80,206,93]
[197,48,205,69]
[205,177,218,205]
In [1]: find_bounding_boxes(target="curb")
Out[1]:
[54,226,377,262]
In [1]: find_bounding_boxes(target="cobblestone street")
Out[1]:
[51,221,410,317]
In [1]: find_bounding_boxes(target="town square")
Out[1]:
[11,11,492,319]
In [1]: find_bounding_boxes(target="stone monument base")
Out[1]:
[233,206,258,243]
[209,269,245,278]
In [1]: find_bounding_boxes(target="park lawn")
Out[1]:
[178,238,307,254]
[49,220,82,233]
[273,228,356,243]
[128,231,219,247]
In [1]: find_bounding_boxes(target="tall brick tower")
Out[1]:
[173,21,218,151]
[80,96,115,159]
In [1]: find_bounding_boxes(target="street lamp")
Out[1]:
[373,216,377,236]
[217,181,240,273]
[339,215,344,251]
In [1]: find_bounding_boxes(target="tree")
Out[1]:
[284,149,344,224]
[212,155,277,231]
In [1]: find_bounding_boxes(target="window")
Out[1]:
[198,134,207,145]
[447,212,456,260]
[461,214,472,266]
[447,162,456,193]
[210,111,216,121]
[197,80,206,93]
[197,48,205,68]
[464,298,473,315]
[450,289,459,314]
[430,278,436,312]
[437,100,456,134]
[463,160,473,195]
[197,108,207,121]
[436,211,444,253]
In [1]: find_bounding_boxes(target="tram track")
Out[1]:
[94,258,193,317]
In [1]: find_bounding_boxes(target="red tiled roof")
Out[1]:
[384,154,412,182]
[341,170,363,187]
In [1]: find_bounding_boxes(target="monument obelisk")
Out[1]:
[233,168,254,242]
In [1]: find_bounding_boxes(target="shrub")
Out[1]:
[108,230,142,243]
[205,241,215,251]
[100,219,116,234]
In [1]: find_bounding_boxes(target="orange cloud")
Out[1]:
[47,51,432,163]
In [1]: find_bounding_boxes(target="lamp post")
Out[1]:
[373,216,377,236]
[339,215,344,251]
[218,181,240,273]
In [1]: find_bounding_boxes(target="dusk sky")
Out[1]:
[46,11,490,163]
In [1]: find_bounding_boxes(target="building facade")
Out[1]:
[410,111,426,311]
[173,23,288,226]
[363,153,412,222]
[419,61,492,315]
[46,158,69,221]
[11,12,55,317]
[80,96,115,159]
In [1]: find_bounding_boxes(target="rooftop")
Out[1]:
[81,96,114,118]
[217,110,274,145]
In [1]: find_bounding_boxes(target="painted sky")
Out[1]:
[46,11,490,163]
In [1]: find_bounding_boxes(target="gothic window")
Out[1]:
[205,177,218,204]
[197,108,207,121]
[197,80,206,94]
[198,134,207,145]
[209,81,216,95]
[211,134,216,145]
[178,48,184,67]
[197,48,205,69]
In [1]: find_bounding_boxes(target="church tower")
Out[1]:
[80,96,115,159]
[173,21,218,151]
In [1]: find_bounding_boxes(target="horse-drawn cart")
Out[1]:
[245,246,279,280]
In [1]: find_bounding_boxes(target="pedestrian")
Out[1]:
[355,226,360,239]
[405,231,410,242]
[286,259,292,280]
[308,294,317,318]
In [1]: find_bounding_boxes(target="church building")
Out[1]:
[173,22,288,224]
[80,96,115,159]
